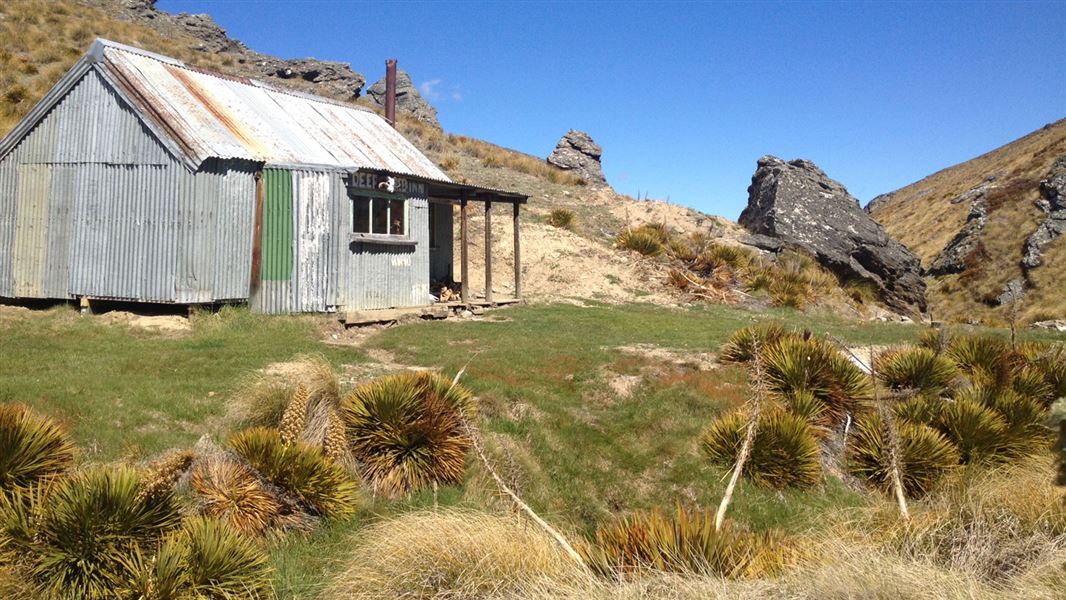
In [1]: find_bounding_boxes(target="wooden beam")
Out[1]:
[249,170,265,295]
[460,190,469,303]
[484,199,493,303]
[513,202,522,299]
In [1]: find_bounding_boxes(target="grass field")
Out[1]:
[2,300,1064,598]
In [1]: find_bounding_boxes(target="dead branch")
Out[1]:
[715,340,765,532]
[450,359,586,567]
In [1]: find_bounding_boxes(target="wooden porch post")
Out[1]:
[484,198,493,303]
[460,190,470,303]
[513,202,522,300]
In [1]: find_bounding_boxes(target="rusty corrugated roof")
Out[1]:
[94,39,450,181]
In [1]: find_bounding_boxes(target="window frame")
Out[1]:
[349,191,414,245]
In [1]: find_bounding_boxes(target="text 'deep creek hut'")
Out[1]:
[0,39,525,321]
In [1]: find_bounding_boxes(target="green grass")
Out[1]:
[0,305,366,462]
[365,303,918,532]
[4,300,1064,599]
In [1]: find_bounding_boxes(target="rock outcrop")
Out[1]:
[547,130,606,186]
[365,70,440,129]
[105,0,366,100]
[927,187,990,275]
[739,156,927,314]
[1022,156,1066,271]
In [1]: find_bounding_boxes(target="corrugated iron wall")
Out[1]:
[344,197,430,310]
[0,69,256,303]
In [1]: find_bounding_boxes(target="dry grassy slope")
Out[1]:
[871,118,1066,323]
[0,0,268,134]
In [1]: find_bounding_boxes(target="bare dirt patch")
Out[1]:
[612,344,719,371]
[98,311,191,333]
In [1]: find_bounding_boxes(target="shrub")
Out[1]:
[893,395,939,426]
[583,507,792,578]
[342,372,476,498]
[935,398,1009,464]
[1019,342,1066,400]
[190,457,283,536]
[847,413,959,497]
[178,516,272,598]
[666,238,697,263]
[875,347,958,398]
[114,537,188,600]
[0,404,74,495]
[718,322,793,364]
[229,428,358,519]
[762,337,869,427]
[30,466,182,599]
[701,410,821,489]
[918,327,951,355]
[546,208,576,230]
[948,335,1014,386]
[616,228,664,256]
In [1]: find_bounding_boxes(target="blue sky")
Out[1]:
[160,1,1066,219]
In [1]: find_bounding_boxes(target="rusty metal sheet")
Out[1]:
[99,42,450,182]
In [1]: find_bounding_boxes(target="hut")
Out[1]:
[0,39,525,321]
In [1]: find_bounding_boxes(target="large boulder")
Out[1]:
[739,156,927,314]
[366,70,440,129]
[547,130,607,186]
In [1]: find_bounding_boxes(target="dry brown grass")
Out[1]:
[0,0,244,135]
[323,455,1066,600]
[322,510,582,599]
[871,118,1066,323]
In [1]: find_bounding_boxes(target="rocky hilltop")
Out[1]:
[740,156,927,314]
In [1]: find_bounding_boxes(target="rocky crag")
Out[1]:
[98,0,430,121]
[1022,156,1066,272]
[547,130,607,186]
[739,156,927,314]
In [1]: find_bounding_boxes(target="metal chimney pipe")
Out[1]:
[385,59,397,127]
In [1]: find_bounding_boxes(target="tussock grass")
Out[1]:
[583,507,795,578]
[341,372,475,499]
[616,226,666,256]
[702,410,821,489]
[847,413,959,497]
[228,427,359,520]
[322,509,580,599]
[0,403,74,495]
[547,208,577,230]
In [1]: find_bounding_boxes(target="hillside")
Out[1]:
[870,118,1066,324]
[0,0,886,316]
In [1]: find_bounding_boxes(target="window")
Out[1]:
[351,195,406,237]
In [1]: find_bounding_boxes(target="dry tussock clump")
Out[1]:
[227,354,340,433]
[855,455,1066,586]
[323,510,581,599]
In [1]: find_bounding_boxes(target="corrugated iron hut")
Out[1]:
[0,39,525,320]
